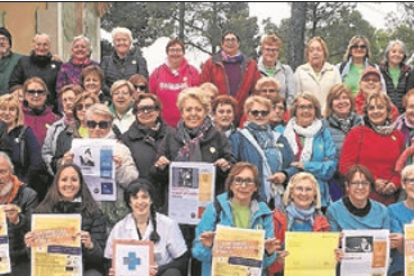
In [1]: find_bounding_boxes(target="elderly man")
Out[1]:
[0,152,38,275]
[9,33,62,113]
[0,27,22,95]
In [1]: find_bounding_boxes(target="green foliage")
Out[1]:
[262,18,290,64]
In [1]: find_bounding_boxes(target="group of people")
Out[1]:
[0,23,413,276]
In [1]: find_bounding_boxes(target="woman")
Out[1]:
[101,27,148,96]
[211,94,238,138]
[269,95,287,133]
[149,38,200,126]
[283,93,337,209]
[42,84,82,175]
[122,93,169,210]
[388,164,414,276]
[229,95,298,208]
[60,104,138,227]
[81,65,111,105]
[25,164,107,276]
[8,85,24,105]
[56,35,99,97]
[340,92,405,206]
[22,77,61,147]
[339,35,384,96]
[395,89,414,151]
[109,80,135,135]
[295,37,341,111]
[105,179,189,276]
[129,74,149,98]
[269,172,329,276]
[380,40,413,113]
[192,162,278,276]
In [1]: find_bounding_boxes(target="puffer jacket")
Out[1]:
[42,117,67,175]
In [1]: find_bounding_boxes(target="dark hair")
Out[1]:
[129,74,149,93]
[132,92,163,114]
[268,94,287,111]
[166,39,185,54]
[225,162,260,200]
[221,30,240,43]
[35,163,99,216]
[345,165,375,190]
[211,94,238,114]
[59,84,83,98]
[124,179,160,243]
[8,85,23,94]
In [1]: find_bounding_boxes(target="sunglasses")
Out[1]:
[249,110,269,117]
[137,105,158,113]
[351,44,367,50]
[75,103,93,111]
[134,85,147,91]
[86,120,110,129]
[27,90,45,95]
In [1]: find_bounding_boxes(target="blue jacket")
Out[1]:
[192,193,276,276]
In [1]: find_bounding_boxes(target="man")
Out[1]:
[0,27,22,95]
[200,30,261,126]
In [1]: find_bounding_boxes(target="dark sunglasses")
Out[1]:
[249,110,269,117]
[75,103,92,111]
[134,85,147,91]
[351,44,367,50]
[137,105,158,113]
[86,120,110,129]
[27,89,45,95]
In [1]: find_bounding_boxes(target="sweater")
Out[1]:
[0,51,22,95]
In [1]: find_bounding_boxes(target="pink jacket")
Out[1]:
[149,59,200,126]
[23,105,61,146]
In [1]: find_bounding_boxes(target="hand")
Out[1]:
[275,250,289,265]
[375,179,387,194]
[3,204,20,225]
[199,231,215,248]
[154,156,171,170]
[265,238,282,255]
[52,54,63,62]
[389,233,404,252]
[79,231,93,249]
[24,231,35,248]
[62,151,74,165]
[338,232,344,247]
[383,182,397,195]
[335,248,344,263]
[291,161,304,170]
[150,265,158,276]
[214,158,231,172]
[108,267,115,276]
[268,172,286,185]
[113,155,122,169]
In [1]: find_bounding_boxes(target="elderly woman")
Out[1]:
[339,35,385,96]
[340,92,405,206]
[200,30,261,126]
[109,80,135,135]
[229,95,298,208]
[105,179,189,276]
[258,34,296,106]
[395,89,414,150]
[283,93,337,210]
[26,164,107,276]
[101,27,148,96]
[149,39,200,126]
[129,74,149,98]
[269,95,288,133]
[211,94,238,137]
[81,65,111,105]
[192,162,278,276]
[380,40,413,113]
[269,172,329,276]
[9,33,62,112]
[295,37,341,111]
[60,104,138,227]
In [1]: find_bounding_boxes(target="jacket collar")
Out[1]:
[301,62,334,74]
[127,118,168,140]
[257,56,283,73]
[212,50,249,67]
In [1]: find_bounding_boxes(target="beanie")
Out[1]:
[0,27,12,47]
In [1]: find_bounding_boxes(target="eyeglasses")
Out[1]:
[75,103,93,111]
[86,120,110,129]
[27,90,45,95]
[294,186,313,193]
[260,89,277,94]
[134,85,147,91]
[349,181,370,187]
[351,44,367,50]
[404,178,414,186]
[137,105,158,114]
[168,48,183,53]
[223,37,238,44]
[297,105,314,111]
[249,110,269,117]
[263,48,279,53]
[362,77,380,83]
[233,177,255,187]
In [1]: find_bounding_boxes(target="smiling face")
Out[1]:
[346,171,370,206]
[388,43,404,67]
[291,178,316,210]
[351,39,367,60]
[261,43,280,66]
[402,171,414,201]
[71,39,89,61]
[308,40,325,69]
[230,168,258,206]
[269,102,285,125]
[213,103,235,130]
[167,43,184,67]
[25,82,47,109]
[367,98,388,126]
[136,98,159,127]
[0,104,18,127]
[113,33,131,57]
[295,98,315,127]
[83,72,101,95]
[112,85,132,115]
[33,35,50,56]
[221,33,240,56]
[130,189,151,218]
[257,83,279,99]
[58,166,81,201]
[0,157,12,189]
[246,102,270,126]
[360,73,381,97]
[332,92,351,118]
[181,97,206,129]
[406,95,414,125]
[87,113,111,138]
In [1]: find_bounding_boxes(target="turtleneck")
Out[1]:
[343,196,371,217]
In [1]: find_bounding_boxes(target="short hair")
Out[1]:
[0,94,23,126]
[0,151,14,173]
[176,87,210,113]
[211,95,238,114]
[129,74,148,85]
[402,164,414,183]
[166,39,185,54]
[384,39,407,64]
[221,30,240,43]
[132,93,163,114]
[23,77,48,96]
[283,172,321,209]
[200,83,219,98]
[33,33,51,44]
[81,65,105,85]
[110,80,135,96]
[8,85,23,95]
[305,37,329,61]
[255,77,281,93]
[73,92,99,121]
[225,162,260,200]
[345,165,375,190]
[85,103,115,124]
[111,27,133,43]
[269,94,287,111]
[260,34,282,50]
[244,95,272,115]
[290,93,322,120]
[403,89,414,109]
[59,84,83,99]
[362,92,393,120]
[324,84,355,117]
[71,35,92,57]
[344,35,371,61]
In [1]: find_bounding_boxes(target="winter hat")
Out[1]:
[0,27,11,47]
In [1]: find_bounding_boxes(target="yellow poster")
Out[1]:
[0,206,10,274]
[31,214,82,276]
[405,224,414,276]
[284,232,339,276]
[212,225,265,276]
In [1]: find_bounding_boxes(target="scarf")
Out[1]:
[71,57,92,66]
[343,196,371,217]
[137,119,162,147]
[286,202,315,228]
[221,51,243,64]
[394,113,414,142]
[364,116,395,136]
[54,198,82,214]
[284,118,322,162]
[244,121,275,149]
[176,116,212,161]
[331,112,355,133]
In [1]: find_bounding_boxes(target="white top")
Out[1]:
[113,108,135,134]
[104,213,187,266]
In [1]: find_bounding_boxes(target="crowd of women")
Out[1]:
[0,23,414,276]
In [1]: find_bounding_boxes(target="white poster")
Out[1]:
[113,240,154,276]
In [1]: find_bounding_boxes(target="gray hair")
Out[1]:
[111,27,133,44]
[0,152,14,173]
[33,33,51,45]
[402,164,414,182]
[384,39,407,63]
[72,35,92,57]
[85,103,114,124]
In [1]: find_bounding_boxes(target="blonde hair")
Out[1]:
[244,95,272,115]
[362,92,393,120]
[110,80,135,96]
[85,103,114,124]
[290,93,322,120]
[402,164,414,183]
[260,34,282,49]
[255,77,281,93]
[0,94,23,126]
[343,35,371,61]
[305,37,329,61]
[283,172,321,209]
[324,84,355,117]
[200,83,219,98]
[176,87,210,113]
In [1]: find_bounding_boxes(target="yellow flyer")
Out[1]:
[212,225,265,276]
[0,206,10,274]
[284,232,339,276]
[31,214,82,276]
[405,224,414,276]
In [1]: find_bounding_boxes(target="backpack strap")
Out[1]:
[213,197,222,229]
[112,125,122,140]
[18,126,29,169]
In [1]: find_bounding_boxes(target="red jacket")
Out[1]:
[268,208,330,274]
[200,52,261,126]
[339,125,405,206]
[149,59,200,126]
[355,92,399,122]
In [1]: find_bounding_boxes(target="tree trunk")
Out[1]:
[178,2,185,41]
[288,2,307,71]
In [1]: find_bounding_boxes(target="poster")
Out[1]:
[284,232,339,276]
[0,207,10,275]
[112,240,154,276]
[168,162,215,225]
[341,229,389,276]
[72,138,116,201]
[31,214,82,276]
[405,224,414,276]
[212,225,265,276]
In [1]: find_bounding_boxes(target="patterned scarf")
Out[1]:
[364,116,395,136]
[286,202,315,228]
[221,51,243,64]
[331,112,355,133]
[394,113,414,142]
[244,121,275,149]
